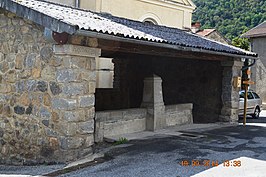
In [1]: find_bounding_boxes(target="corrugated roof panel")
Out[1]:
[0,0,257,57]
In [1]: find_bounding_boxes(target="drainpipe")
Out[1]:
[75,0,79,8]
[241,58,256,71]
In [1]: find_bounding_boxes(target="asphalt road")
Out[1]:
[59,111,266,177]
[1,112,266,177]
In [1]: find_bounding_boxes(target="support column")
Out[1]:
[52,45,100,162]
[219,60,243,123]
[141,75,165,131]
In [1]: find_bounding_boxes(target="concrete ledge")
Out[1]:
[104,119,146,137]
[96,108,147,122]
[95,108,147,141]
[95,104,194,142]
[165,103,193,126]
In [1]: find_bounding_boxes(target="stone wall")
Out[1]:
[95,108,147,142]
[0,10,99,164]
[165,104,193,126]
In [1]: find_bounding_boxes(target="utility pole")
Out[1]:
[242,69,254,126]
[241,58,256,126]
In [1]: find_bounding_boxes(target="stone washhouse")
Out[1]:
[0,0,257,164]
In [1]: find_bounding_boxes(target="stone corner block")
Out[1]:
[61,122,78,136]
[52,98,77,110]
[77,120,94,135]
[60,137,84,150]
[78,95,95,108]
[63,110,86,122]
[56,69,79,83]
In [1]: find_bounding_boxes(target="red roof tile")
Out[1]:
[196,29,216,37]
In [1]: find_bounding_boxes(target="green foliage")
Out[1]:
[193,0,266,41]
[232,37,250,50]
[113,137,129,145]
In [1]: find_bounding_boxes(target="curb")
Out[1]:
[42,153,105,176]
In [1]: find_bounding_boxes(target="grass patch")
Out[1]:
[113,137,129,145]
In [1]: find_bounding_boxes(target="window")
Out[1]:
[143,18,158,25]
[247,92,254,99]
[239,92,245,99]
[252,92,260,99]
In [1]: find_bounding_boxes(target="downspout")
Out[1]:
[75,0,79,8]
[241,58,256,71]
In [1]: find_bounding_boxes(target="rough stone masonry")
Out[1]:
[0,9,100,165]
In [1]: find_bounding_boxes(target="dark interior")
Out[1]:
[96,54,223,123]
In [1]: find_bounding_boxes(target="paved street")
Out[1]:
[59,112,266,177]
[1,112,266,177]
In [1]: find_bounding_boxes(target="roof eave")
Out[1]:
[0,0,77,34]
[242,33,266,38]
[76,30,258,60]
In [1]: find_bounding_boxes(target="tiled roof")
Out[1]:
[0,0,257,58]
[242,21,266,38]
[196,29,216,37]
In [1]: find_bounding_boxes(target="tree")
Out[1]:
[231,37,250,50]
[193,0,266,41]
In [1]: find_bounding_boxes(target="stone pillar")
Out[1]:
[219,60,243,123]
[51,45,100,162]
[141,75,166,131]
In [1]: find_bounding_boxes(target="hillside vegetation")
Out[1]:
[192,0,266,41]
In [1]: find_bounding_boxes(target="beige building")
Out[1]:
[46,0,196,88]
[48,0,196,29]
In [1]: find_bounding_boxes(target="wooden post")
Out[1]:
[243,84,248,126]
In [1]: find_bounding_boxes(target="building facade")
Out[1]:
[243,22,266,102]
[45,0,196,88]
[47,0,196,29]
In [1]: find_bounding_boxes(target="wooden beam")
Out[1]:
[98,39,229,61]
[69,36,231,61]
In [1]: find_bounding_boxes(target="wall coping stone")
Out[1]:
[96,108,147,122]
[53,44,101,57]
[165,103,193,111]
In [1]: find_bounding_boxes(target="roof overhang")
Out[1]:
[0,0,77,34]
[77,29,258,60]
[242,33,266,39]
[0,0,258,60]
[242,21,266,39]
